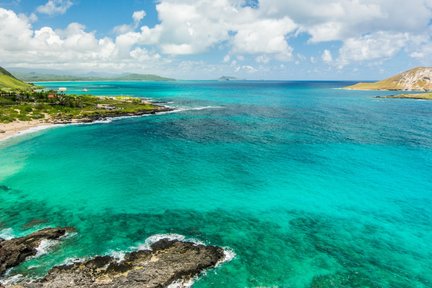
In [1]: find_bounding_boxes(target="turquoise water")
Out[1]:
[1,81,432,287]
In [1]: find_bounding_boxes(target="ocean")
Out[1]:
[0,81,431,287]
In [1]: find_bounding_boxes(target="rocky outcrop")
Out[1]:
[376,92,432,100]
[6,238,226,288]
[345,67,432,91]
[50,105,173,125]
[0,228,71,276]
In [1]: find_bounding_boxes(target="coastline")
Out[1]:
[376,92,432,100]
[0,105,173,144]
[0,120,56,143]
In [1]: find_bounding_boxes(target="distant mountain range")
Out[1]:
[0,67,33,90]
[7,68,175,82]
[345,67,432,91]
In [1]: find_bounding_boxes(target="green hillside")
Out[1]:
[0,67,33,90]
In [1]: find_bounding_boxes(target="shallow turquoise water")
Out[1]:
[0,81,431,287]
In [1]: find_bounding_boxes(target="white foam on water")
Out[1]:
[35,239,59,257]
[0,228,15,240]
[65,231,78,239]
[108,250,126,263]
[168,106,224,113]
[0,274,24,286]
[61,257,87,266]
[16,125,56,136]
[218,248,236,267]
[137,233,186,251]
[0,124,58,143]
[167,278,195,288]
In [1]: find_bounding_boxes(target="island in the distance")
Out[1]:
[0,67,172,141]
[345,67,432,100]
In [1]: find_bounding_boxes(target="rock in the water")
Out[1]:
[0,185,10,192]
[14,239,226,288]
[0,228,71,276]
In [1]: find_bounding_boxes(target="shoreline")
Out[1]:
[0,120,56,143]
[0,105,225,144]
[0,106,173,144]
[375,92,432,100]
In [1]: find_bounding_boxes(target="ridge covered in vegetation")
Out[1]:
[0,67,33,90]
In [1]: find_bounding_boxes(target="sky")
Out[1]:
[0,0,431,80]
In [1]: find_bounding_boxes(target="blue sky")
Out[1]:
[0,0,431,80]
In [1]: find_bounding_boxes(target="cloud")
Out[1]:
[1,0,432,77]
[236,65,258,73]
[133,0,296,59]
[260,0,432,42]
[132,10,146,24]
[232,17,296,60]
[337,32,410,67]
[259,0,432,65]
[114,10,148,34]
[321,49,333,63]
[36,0,73,16]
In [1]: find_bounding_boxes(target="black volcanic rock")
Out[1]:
[0,228,71,276]
[11,239,226,288]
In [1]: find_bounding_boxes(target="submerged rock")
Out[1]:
[0,185,10,192]
[0,228,71,276]
[11,238,226,288]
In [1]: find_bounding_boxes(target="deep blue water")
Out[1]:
[0,81,431,287]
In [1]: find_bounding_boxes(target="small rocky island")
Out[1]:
[0,228,229,288]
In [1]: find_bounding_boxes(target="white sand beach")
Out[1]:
[0,120,55,142]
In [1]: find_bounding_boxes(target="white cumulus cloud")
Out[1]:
[1,0,432,77]
[337,32,410,67]
[37,0,73,16]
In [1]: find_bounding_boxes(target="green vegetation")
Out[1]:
[0,67,33,90]
[0,90,166,123]
[0,67,169,124]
